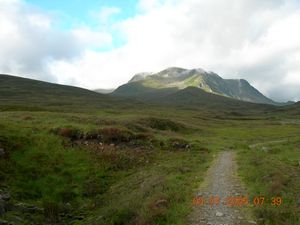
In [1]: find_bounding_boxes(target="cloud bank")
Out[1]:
[0,0,300,101]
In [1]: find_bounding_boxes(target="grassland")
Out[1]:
[0,75,300,225]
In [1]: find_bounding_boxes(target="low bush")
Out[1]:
[140,117,186,132]
[51,127,83,141]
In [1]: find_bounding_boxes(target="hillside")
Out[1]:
[113,67,275,104]
[0,74,132,111]
[159,86,276,113]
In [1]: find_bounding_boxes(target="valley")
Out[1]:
[0,74,299,225]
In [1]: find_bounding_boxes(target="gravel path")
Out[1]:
[188,151,255,225]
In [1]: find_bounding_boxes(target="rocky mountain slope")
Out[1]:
[113,67,275,104]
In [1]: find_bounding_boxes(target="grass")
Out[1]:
[237,139,300,225]
[0,110,212,225]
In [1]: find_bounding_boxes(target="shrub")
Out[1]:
[140,117,186,132]
[100,127,134,144]
[84,127,134,144]
[52,127,83,141]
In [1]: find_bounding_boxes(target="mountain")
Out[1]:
[113,67,275,105]
[0,74,131,111]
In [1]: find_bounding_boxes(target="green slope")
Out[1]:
[111,82,178,100]
[0,74,133,111]
[159,86,275,111]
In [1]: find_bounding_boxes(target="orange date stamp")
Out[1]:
[192,195,283,207]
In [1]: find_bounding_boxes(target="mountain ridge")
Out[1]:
[113,67,276,105]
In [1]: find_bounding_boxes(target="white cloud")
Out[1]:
[137,0,164,11]
[1,0,300,101]
[92,6,121,23]
[71,26,112,48]
[0,0,112,82]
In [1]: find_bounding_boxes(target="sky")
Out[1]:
[0,0,300,102]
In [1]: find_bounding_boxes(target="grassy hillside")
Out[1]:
[111,82,178,100]
[160,86,274,111]
[0,74,136,111]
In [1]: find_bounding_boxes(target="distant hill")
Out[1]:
[113,67,275,105]
[94,88,115,94]
[0,74,132,111]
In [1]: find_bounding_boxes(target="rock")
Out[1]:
[248,221,257,224]
[172,141,189,149]
[238,216,244,220]
[0,148,5,157]
[216,211,224,217]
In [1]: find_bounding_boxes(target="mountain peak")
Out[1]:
[164,67,187,72]
[156,67,188,78]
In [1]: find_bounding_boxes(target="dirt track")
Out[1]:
[188,151,256,225]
